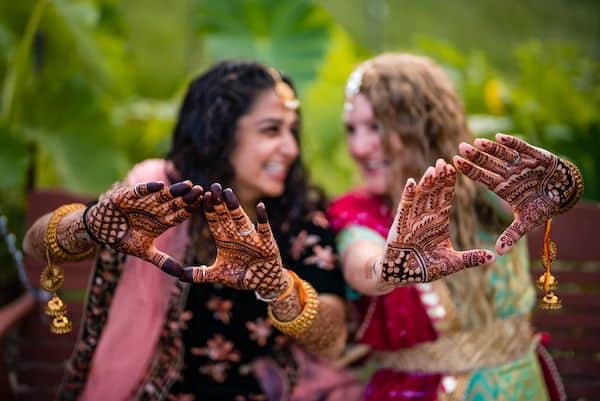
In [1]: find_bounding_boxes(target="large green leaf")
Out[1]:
[196,0,333,91]
[0,124,31,190]
[25,127,130,194]
[302,26,369,195]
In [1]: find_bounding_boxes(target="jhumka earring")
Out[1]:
[42,203,95,334]
[268,68,300,110]
[537,159,585,310]
[536,220,561,310]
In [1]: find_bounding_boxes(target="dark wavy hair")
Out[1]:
[166,60,324,262]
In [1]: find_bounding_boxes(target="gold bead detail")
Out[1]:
[536,273,557,291]
[539,292,562,311]
[268,279,319,338]
[40,264,64,292]
[45,295,67,317]
[50,315,73,334]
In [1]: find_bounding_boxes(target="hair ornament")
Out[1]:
[268,68,300,110]
[344,61,372,110]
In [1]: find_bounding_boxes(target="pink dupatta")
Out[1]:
[80,159,189,401]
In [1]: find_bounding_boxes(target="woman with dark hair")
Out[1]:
[328,53,582,401]
[24,60,363,401]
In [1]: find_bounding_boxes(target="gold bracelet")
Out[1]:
[46,203,95,262]
[255,269,295,303]
[559,159,584,214]
[268,278,319,338]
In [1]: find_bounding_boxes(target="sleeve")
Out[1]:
[336,224,385,256]
[282,212,345,298]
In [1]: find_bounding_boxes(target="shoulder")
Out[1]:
[327,188,391,235]
[124,159,173,185]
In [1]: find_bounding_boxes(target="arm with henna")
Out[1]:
[24,180,203,278]
[341,159,496,296]
[453,133,584,254]
[182,184,347,358]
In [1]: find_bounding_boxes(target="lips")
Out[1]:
[263,161,289,180]
[363,159,389,172]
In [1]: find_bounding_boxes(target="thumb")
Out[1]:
[145,246,184,278]
[455,249,496,269]
[496,217,529,255]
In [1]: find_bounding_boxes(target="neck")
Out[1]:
[233,186,258,222]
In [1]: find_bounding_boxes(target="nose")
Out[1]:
[280,129,299,159]
[349,129,378,159]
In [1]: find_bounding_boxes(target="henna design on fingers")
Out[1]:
[183,185,288,299]
[455,133,584,254]
[84,180,203,277]
[379,160,495,288]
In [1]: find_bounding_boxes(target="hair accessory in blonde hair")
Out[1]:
[268,68,300,110]
[344,61,372,110]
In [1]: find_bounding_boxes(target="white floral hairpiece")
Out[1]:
[344,61,372,110]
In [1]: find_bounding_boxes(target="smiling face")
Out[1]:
[344,93,394,196]
[229,89,299,208]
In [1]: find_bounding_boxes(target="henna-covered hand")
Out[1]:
[453,133,584,255]
[377,159,495,290]
[84,180,203,277]
[181,184,288,299]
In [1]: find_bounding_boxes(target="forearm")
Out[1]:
[23,208,96,263]
[341,239,392,296]
[270,272,347,358]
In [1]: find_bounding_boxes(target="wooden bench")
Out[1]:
[2,190,599,400]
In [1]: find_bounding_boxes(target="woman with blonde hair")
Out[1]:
[328,53,581,401]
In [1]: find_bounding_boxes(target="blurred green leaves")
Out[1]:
[0,0,599,215]
[196,0,332,91]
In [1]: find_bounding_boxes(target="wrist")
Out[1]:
[558,159,584,214]
[255,268,293,303]
[48,204,96,262]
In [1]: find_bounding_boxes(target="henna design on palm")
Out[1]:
[453,133,584,255]
[84,180,203,277]
[378,159,495,289]
[182,184,288,299]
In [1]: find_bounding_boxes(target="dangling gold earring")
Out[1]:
[42,203,95,334]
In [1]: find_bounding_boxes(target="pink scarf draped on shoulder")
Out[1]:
[80,159,189,401]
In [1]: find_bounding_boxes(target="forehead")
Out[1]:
[344,93,374,122]
[243,89,298,123]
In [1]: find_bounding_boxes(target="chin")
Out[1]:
[260,183,286,198]
[365,180,387,196]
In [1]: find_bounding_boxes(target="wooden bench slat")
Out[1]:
[532,313,600,329]
[554,357,600,377]
[544,335,600,352]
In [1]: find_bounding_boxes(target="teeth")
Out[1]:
[264,163,285,173]
[365,160,388,170]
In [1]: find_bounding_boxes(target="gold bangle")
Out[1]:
[46,203,95,262]
[273,270,296,303]
[255,269,295,303]
[559,159,584,214]
[268,278,319,338]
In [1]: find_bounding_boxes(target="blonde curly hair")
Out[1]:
[354,53,506,327]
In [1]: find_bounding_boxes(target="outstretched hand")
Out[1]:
[453,133,583,255]
[84,180,203,277]
[377,159,495,289]
[182,184,288,299]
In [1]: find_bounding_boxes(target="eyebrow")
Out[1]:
[256,118,283,126]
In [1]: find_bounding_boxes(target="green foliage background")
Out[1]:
[1,0,599,250]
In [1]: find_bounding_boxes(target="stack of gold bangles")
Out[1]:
[267,270,320,338]
[41,203,95,334]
